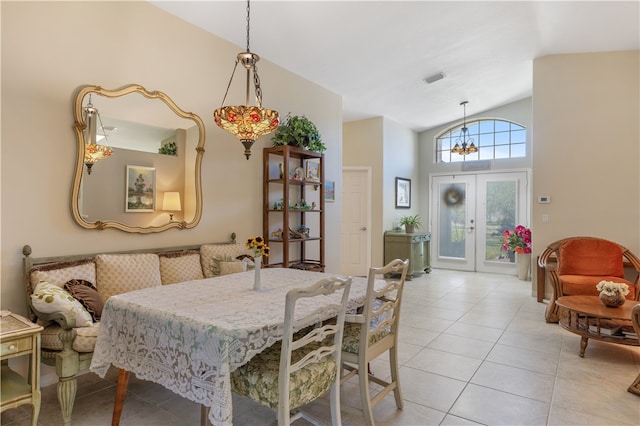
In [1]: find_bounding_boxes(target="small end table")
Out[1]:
[0,310,43,426]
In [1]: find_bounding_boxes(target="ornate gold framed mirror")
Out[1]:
[71,84,205,233]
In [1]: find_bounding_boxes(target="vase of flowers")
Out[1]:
[502,225,532,280]
[596,280,629,307]
[246,236,270,291]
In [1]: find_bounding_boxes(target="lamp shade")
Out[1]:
[162,192,181,212]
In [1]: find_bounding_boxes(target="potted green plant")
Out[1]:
[399,214,421,233]
[271,114,326,152]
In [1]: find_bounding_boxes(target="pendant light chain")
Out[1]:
[246,0,251,52]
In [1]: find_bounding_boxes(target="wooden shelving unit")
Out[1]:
[263,145,324,271]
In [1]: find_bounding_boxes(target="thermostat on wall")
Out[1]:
[538,195,551,203]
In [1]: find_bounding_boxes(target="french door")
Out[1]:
[430,172,529,274]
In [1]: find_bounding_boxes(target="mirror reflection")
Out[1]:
[72,84,205,233]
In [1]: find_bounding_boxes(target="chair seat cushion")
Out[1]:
[341,322,390,354]
[559,275,635,299]
[230,341,337,410]
[41,322,100,352]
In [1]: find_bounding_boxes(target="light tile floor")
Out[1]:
[3,269,639,425]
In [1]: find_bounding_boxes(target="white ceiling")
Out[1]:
[150,1,640,132]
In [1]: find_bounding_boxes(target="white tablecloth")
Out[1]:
[90,268,370,426]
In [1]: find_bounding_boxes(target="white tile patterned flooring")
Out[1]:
[3,269,639,425]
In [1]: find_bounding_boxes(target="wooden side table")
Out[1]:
[0,311,43,426]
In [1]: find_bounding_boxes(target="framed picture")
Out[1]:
[324,180,335,202]
[305,160,320,182]
[395,177,411,208]
[126,165,156,212]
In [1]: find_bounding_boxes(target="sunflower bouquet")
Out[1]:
[246,236,270,258]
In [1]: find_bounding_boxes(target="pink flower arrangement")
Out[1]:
[502,225,532,254]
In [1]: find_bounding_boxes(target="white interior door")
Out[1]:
[430,172,528,273]
[340,168,371,276]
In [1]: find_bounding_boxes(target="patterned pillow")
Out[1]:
[64,279,104,321]
[159,252,204,285]
[31,281,93,327]
[217,259,247,276]
[30,260,96,290]
[200,244,250,278]
[95,253,161,300]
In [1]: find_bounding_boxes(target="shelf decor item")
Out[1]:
[596,281,629,307]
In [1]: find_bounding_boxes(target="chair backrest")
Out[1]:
[360,259,409,349]
[278,276,352,415]
[557,237,624,277]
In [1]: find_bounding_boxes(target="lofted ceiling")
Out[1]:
[150,1,640,132]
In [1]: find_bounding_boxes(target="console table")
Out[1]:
[384,231,431,279]
[0,311,43,426]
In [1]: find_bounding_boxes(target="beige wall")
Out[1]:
[343,117,419,266]
[532,51,640,297]
[1,1,343,319]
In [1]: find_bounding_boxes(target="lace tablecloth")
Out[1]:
[90,268,370,425]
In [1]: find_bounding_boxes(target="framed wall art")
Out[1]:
[395,177,411,208]
[126,165,156,212]
[324,180,335,202]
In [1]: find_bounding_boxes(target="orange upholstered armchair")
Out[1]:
[538,236,640,322]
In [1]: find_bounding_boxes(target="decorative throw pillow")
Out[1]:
[200,244,250,278]
[31,281,93,327]
[64,279,105,321]
[210,255,246,276]
[159,252,204,285]
[95,253,161,300]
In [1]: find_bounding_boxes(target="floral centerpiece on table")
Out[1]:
[596,281,629,297]
[246,236,270,258]
[502,225,532,254]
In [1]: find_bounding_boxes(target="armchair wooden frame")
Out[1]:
[628,304,640,397]
[538,237,640,323]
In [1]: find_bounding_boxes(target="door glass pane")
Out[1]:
[439,183,466,258]
[485,180,516,263]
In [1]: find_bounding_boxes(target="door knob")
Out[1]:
[360,226,367,231]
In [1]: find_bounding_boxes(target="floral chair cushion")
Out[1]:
[341,322,390,354]
[230,341,337,410]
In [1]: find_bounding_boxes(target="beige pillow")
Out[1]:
[30,260,96,290]
[218,260,247,276]
[200,244,250,278]
[159,252,204,285]
[95,253,161,300]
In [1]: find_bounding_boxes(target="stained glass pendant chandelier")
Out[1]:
[214,0,279,159]
[83,95,113,174]
[451,101,478,155]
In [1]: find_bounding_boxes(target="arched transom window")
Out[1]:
[436,119,526,163]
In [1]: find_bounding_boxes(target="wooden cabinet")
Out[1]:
[263,145,324,271]
[384,231,431,278]
[1,311,43,426]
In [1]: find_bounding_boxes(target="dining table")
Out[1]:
[90,268,374,426]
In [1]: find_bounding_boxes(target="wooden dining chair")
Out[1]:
[230,276,352,426]
[340,258,409,426]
